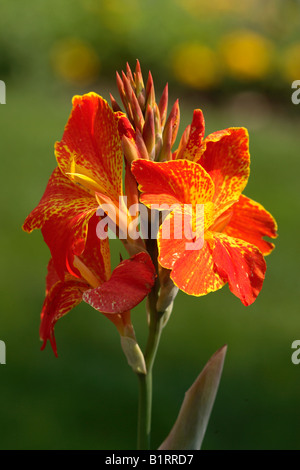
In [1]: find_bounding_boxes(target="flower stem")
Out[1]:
[137,280,163,450]
[137,371,152,449]
[136,237,164,450]
[136,306,164,449]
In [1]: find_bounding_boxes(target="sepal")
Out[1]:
[158,345,227,450]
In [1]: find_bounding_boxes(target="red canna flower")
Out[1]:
[132,110,277,306]
[23,93,142,281]
[39,214,155,356]
[22,92,156,357]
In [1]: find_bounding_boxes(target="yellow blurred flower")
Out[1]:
[281,43,300,83]
[220,30,274,81]
[171,42,221,89]
[87,0,142,34]
[51,38,100,85]
[176,0,256,17]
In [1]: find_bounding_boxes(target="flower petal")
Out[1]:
[180,109,205,161]
[158,206,214,270]
[55,93,123,202]
[197,127,250,217]
[168,239,225,296]
[40,273,87,357]
[40,216,110,357]
[132,159,215,208]
[212,233,266,306]
[157,212,224,296]
[83,252,156,314]
[222,195,278,256]
[78,214,110,284]
[23,168,98,279]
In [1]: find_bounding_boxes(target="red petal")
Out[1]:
[55,93,123,202]
[181,109,205,161]
[116,111,136,141]
[40,277,87,357]
[132,159,214,208]
[23,168,99,279]
[222,195,278,256]
[198,128,250,217]
[168,239,225,296]
[40,217,110,356]
[212,233,266,306]
[79,214,111,283]
[83,252,156,314]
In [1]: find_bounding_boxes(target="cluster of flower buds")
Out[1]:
[111,61,180,163]
[111,61,181,316]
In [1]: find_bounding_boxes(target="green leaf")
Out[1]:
[158,345,227,450]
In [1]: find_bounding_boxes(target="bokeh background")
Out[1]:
[1,0,300,450]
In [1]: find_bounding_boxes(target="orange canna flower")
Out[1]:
[22,91,156,356]
[132,109,277,306]
[39,215,155,356]
[23,93,142,281]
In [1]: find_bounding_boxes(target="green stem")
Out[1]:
[136,237,164,450]
[137,371,152,449]
[136,308,164,450]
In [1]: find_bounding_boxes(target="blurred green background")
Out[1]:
[1,0,300,450]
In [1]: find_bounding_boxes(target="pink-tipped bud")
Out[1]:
[159,117,173,162]
[117,71,134,121]
[136,129,149,160]
[122,70,134,101]
[122,135,140,164]
[135,60,146,111]
[158,83,168,128]
[126,62,135,89]
[116,71,125,100]
[110,93,122,112]
[143,105,155,158]
[146,71,155,109]
[153,103,162,160]
[116,72,134,122]
[163,99,180,148]
[175,124,191,160]
[153,103,162,136]
[131,90,145,133]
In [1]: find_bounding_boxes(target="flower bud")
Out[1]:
[122,135,139,164]
[158,83,168,128]
[143,105,155,158]
[135,60,146,111]
[156,268,179,313]
[146,71,155,109]
[120,325,147,375]
[110,93,122,112]
[136,129,150,159]
[163,99,180,148]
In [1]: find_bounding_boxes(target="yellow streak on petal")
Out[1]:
[73,256,101,289]
[66,171,106,195]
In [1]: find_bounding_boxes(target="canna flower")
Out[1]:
[41,215,155,358]
[132,109,277,306]
[23,92,144,282]
[22,90,156,360]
